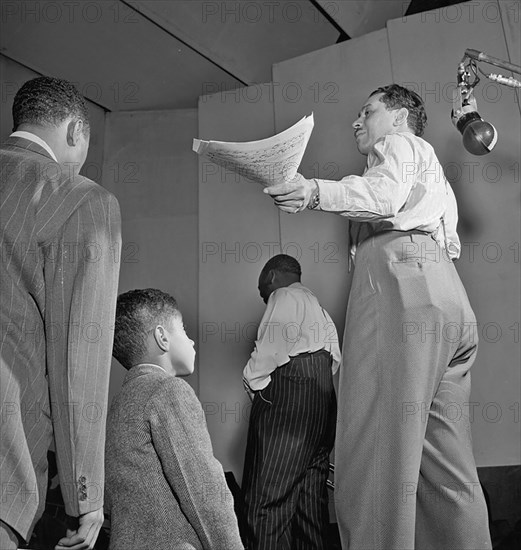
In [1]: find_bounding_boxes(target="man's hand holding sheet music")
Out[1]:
[263,173,318,214]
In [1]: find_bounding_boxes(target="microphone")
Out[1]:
[451,63,498,155]
[454,110,498,156]
[451,48,521,154]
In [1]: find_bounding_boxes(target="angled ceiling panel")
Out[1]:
[316,0,411,37]
[0,0,467,111]
[131,0,341,84]
[0,0,243,110]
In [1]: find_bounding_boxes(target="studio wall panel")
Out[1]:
[102,109,199,402]
[387,0,520,466]
[499,0,521,117]
[272,29,394,345]
[271,28,394,523]
[198,85,280,478]
[500,0,521,67]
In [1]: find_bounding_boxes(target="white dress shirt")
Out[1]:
[243,282,341,392]
[315,132,461,260]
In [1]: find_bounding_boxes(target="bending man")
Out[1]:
[242,254,340,549]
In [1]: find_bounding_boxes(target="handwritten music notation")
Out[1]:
[193,114,314,186]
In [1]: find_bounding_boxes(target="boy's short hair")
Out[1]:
[113,288,181,370]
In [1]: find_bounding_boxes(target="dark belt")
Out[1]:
[288,349,331,360]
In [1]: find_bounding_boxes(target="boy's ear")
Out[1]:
[153,325,169,352]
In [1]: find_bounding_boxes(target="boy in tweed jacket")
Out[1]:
[105,288,243,550]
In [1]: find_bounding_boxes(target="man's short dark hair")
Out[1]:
[261,254,302,279]
[12,76,90,134]
[370,84,427,137]
[113,289,181,370]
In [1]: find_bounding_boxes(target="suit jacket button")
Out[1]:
[79,476,86,483]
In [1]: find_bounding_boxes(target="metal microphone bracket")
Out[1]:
[451,48,521,154]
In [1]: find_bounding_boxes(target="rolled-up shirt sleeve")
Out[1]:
[243,284,341,392]
[243,290,298,392]
[316,134,417,220]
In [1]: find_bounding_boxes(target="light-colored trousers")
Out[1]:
[335,231,492,550]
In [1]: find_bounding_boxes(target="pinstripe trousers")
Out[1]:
[335,231,492,550]
[0,521,20,550]
[242,351,337,550]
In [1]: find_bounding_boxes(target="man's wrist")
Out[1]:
[307,179,320,210]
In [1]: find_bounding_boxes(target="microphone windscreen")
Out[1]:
[462,119,498,155]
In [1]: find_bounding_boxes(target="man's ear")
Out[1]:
[394,107,409,127]
[267,269,277,285]
[153,325,169,352]
[66,119,85,146]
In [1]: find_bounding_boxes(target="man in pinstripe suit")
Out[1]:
[242,254,340,550]
[0,77,121,550]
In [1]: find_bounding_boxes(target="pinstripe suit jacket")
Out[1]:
[105,365,244,550]
[0,136,121,540]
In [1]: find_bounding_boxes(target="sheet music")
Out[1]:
[193,114,314,186]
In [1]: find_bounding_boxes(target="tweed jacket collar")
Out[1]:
[123,363,171,385]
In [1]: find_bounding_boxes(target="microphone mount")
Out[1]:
[452,48,521,155]
[463,49,521,82]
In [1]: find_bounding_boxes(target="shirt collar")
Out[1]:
[134,362,167,373]
[288,282,304,289]
[10,131,58,162]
